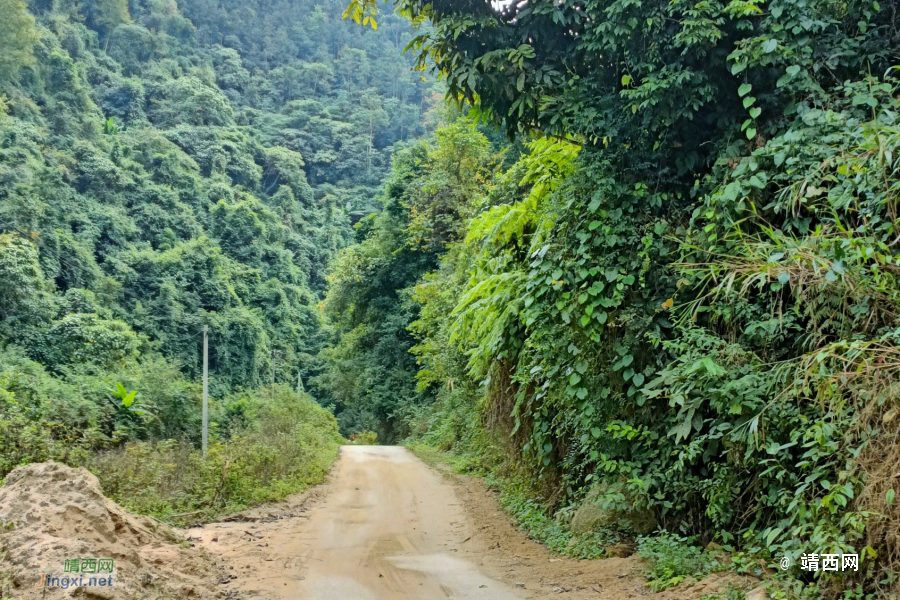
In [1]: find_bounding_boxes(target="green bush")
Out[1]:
[90,386,342,523]
[0,347,206,472]
[0,352,342,525]
[497,482,572,554]
[411,439,625,560]
[488,474,623,559]
[0,349,104,476]
[638,532,726,592]
[348,430,378,445]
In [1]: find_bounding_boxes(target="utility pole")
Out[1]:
[271,349,280,399]
[202,325,208,457]
[297,371,304,394]
[271,349,276,388]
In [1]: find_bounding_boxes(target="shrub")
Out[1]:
[348,430,378,445]
[89,386,342,523]
[0,349,103,477]
[638,531,726,592]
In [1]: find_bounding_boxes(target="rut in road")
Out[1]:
[195,446,746,600]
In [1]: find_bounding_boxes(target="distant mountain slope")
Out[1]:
[0,0,433,392]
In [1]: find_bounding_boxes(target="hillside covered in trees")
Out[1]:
[322,0,900,595]
[5,0,900,594]
[0,0,430,516]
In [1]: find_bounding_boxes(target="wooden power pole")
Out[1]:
[202,325,208,456]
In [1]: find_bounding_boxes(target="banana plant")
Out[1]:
[106,383,151,441]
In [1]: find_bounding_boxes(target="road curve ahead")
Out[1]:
[203,446,529,600]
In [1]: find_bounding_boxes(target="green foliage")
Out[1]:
[411,440,623,559]
[35,313,144,372]
[350,0,898,146]
[0,234,53,336]
[81,0,132,38]
[0,0,38,83]
[90,386,342,523]
[104,382,150,441]
[0,0,432,531]
[405,120,498,251]
[496,483,573,554]
[102,116,119,135]
[491,475,620,560]
[150,76,235,127]
[0,343,342,522]
[330,0,900,593]
[317,117,500,440]
[0,349,106,475]
[0,0,434,408]
[638,532,726,592]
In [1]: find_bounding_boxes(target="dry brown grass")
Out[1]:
[685,242,897,339]
[794,341,900,594]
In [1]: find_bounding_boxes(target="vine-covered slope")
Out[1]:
[321,0,900,594]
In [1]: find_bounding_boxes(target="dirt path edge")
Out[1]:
[405,444,758,600]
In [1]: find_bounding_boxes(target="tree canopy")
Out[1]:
[0,0,436,398]
[324,0,900,593]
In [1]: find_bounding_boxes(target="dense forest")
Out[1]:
[0,0,430,516]
[4,0,900,596]
[322,0,900,596]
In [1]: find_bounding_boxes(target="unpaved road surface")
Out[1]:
[193,446,747,600]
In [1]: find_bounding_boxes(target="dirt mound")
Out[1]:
[0,462,224,600]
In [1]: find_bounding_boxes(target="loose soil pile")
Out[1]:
[0,462,226,600]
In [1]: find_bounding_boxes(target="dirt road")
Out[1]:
[194,446,745,600]
[196,446,527,599]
